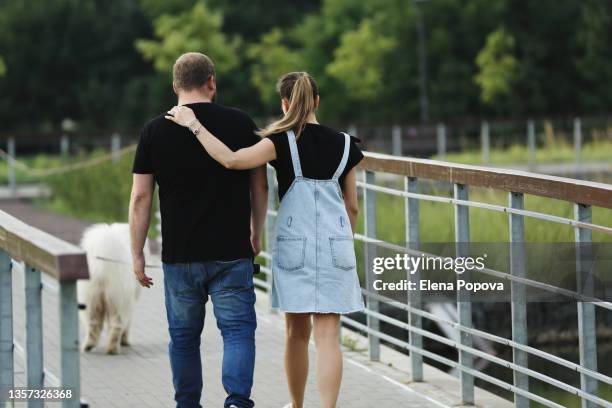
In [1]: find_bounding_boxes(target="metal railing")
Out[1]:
[256,152,612,408]
[0,210,89,408]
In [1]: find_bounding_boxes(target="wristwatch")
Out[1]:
[190,125,201,136]
[187,119,200,136]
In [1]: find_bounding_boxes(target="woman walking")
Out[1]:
[166,72,365,408]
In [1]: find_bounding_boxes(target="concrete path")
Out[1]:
[3,199,449,407]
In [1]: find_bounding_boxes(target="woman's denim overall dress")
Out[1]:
[271,129,365,314]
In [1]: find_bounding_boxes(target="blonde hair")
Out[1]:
[257,72,318,137]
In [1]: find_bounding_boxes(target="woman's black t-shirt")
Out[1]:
[267,123,364,201]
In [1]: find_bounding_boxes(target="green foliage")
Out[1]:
[0,57,5,76]
[207,0,321,41]
[356,182,612,245]
[46,152,133,222]
[575,0,612,110]
[474,27,518,105]
[0,0,159,130]
[437,139,612,166]
[137,0,198,19]
[44,151,156,235]
[326,19,396,100]
[135,1,241,75]
[248,29,304,105]
[0,155,64,185]
[2,0,612,130]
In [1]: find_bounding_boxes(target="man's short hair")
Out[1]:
[173,52,215,91]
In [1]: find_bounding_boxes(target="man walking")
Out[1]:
[129,52,268,408]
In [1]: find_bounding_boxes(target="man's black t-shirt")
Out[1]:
[267,123,364,201]
[132,102,260,263]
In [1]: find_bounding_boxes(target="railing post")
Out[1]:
[60,134,70,158]
[0,250,13,404]
[59,281,80,408]
[509,192,528,408]
[574,118,582,174]
[25,265,44,407]
[481,121,490,164]
[454,183,474,405]
[575,203,598,408]
[405,176,422,381]
[437,124,446,160]
[7,137,16,197]
[364,170,380,361]
[527,120,536,171]
[392,125,402,156]
[111,132,121,162]
[265,166,277,313]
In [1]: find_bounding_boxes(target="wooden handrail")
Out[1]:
[360,152,612,209]
[0,210,88,282]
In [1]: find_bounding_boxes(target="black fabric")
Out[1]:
[268,123,364,201]
[133,102,260,263]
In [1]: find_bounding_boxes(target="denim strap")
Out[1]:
[286,130,303,177]
[332,133,351,180]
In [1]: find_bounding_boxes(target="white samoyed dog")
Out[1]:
[78,223,149,354]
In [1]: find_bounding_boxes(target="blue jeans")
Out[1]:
[163,259,257,408]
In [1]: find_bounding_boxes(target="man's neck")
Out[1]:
[178,92,212,105]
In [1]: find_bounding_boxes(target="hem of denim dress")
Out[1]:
[275,306,365,315]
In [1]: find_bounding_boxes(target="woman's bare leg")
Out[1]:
[313,313,342,408]
[285,313,312,408]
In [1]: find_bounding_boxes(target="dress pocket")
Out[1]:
[277,235,307,271]
[329,236,356,270]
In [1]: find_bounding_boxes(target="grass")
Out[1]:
[532,383,612,408]
[355,184,612,244]
[0,154,68,184]
[28,151,159,235]
[341,335,367,352]
[436,139,612,165]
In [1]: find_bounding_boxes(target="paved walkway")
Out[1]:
[3,199,444,407]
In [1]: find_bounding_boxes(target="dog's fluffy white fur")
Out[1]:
[77,223,149,354]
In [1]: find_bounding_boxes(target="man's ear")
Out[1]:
[207,75,216,92]
[172,81,179,95]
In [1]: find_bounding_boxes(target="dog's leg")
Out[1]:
[83,293,105,352]
[106,308,124,355]
[120,327,130,347]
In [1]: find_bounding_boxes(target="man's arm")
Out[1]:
[249,165,269,256]
[129,173,155,288]
[165,106,276,169]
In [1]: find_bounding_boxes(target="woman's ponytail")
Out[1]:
[257,72,318,138]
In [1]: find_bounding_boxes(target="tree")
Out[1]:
[248,29,304,106]
[248,0,372,121]
[474,27,518,105]
[575,0,612,111]
[326,19,396,100]
[501,0,582,115]
[0,0,155,131]
[137,0,198,19]
[0,57,5,76]
[135,1,241,76]
[208,0,321,41]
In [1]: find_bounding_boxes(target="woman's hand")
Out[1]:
[165,106,197,128]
